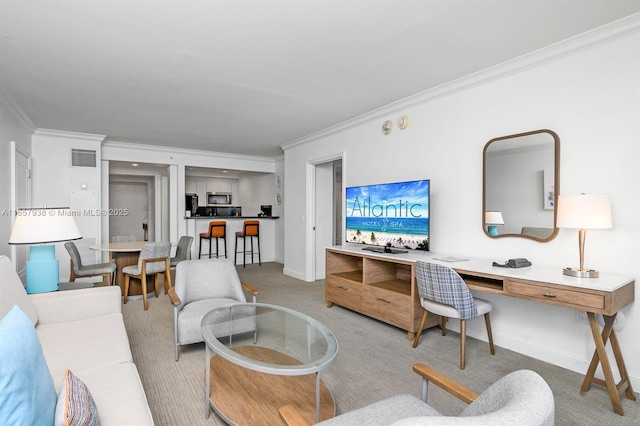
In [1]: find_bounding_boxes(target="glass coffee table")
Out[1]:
[202,303,338,425]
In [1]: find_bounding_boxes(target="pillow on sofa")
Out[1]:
[0,305,56,425]
[55,369,100,426]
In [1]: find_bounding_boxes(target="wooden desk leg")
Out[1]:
[581,313,634,416]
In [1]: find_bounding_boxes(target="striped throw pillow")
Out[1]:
[54,369,100,426]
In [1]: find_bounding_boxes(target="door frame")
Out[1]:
[304,152,345,282]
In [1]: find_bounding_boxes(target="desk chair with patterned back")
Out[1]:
[122,242,172,311]
[198,221,227,259]
[234,220,261,267]
[64,241,117,285]
[413,261,495,369]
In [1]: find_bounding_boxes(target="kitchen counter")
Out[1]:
[185,215,279,219]
[183,216,279,264]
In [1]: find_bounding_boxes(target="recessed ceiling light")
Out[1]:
[131,163,139,167]
[222,170,228,173]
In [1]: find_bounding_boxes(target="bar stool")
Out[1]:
[199,221,227,259]
[234,220,261,268]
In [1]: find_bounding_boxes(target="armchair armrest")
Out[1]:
[168,287,181,306]
[241,281,259,303]
[278,405,309,426]
[413,363,479,404]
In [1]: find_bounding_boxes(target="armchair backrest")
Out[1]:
[460,369,555,425]
[415,261,477,320]
[174,259,247,306]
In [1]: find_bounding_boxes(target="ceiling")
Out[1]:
[1,1,639,158]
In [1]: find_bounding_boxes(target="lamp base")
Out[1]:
[488,225,499,236]
[26,245,60,294]
[563,267,599,278]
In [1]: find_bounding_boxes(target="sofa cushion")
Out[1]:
[0,255,38,326]
[36,312,133,385]
[0,305,56,426]
[76,362,154,425]
[55,369,100,426]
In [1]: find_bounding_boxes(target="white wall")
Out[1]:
[0,96,33,259]
[283,28,640,388]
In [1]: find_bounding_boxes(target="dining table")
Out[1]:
[89,241,170,297]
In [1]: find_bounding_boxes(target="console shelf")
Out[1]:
[325,248,439,340]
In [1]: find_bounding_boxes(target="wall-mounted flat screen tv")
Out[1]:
[345,179,430,252]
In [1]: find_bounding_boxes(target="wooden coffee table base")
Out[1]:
[207,346,335,425]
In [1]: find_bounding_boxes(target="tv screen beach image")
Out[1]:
[345,179,429,250]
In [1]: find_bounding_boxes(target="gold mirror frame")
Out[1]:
[482,129,560,241]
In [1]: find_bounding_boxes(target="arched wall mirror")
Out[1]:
[483,129,560,241]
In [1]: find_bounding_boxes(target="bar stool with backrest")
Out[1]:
[234,220,261,268]
[122,242,172,311]
[199,221,227,259]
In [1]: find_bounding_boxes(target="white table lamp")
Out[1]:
[9,207,82,293]
[485,211,504,236]
[556,194,612,278]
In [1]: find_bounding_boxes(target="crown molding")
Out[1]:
[282,13,640,151]
[103,140,279,164]
[34,128,106,142]
[0,87,35,132]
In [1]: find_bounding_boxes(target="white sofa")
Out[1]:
[0,255,154,425]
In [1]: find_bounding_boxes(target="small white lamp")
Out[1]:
[485,211,504,236]
[556,194,612,278]
[9,207,82,293]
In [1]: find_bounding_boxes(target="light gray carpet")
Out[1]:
[121,262,639,425]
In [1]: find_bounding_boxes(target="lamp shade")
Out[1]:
[556,194,612,229]
[9,207,82,245]
[485,211,504,225]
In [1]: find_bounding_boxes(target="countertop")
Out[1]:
[185,215,279,220]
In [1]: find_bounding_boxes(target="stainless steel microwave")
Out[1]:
[207,192,232,205]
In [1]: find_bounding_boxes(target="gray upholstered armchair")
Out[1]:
[279,363,555,426]
[168,258,259,361]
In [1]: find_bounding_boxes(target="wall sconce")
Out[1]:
[557,194,612,278]
[9,207,82,293]
[485,211,504,236]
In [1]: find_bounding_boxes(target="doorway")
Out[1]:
[310,156,343,281]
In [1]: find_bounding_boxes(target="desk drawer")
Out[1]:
[507,280,605,311]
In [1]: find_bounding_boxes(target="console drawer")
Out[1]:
[361,286,411,329]
[326,276,362,311]
[507,280,605,311]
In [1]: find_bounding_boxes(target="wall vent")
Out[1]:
[71,149,97,167]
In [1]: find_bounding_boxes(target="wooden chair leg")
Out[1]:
[153,273,159,298]
[123,274,130,304]
[412,310,428,348]
[141,275,148,311]
[441,316,447,336]
[460,319,466,370]
[164,260,172,294]
[485,313,496,355]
